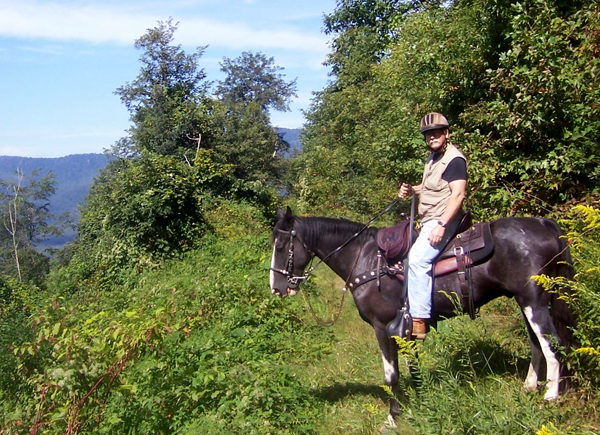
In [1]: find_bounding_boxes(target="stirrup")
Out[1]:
[386,309,412,339]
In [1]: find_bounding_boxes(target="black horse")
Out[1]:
[269,207,575,426]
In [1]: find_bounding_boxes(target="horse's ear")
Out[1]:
[285,206,293,218]
[277,207,285,220]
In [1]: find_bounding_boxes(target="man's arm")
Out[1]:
[438,179,467,225]
[428,179,467,245]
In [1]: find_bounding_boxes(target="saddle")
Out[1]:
[347,212,494,293]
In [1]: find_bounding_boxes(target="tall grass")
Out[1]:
[2,202,600,433]
[291,249,600,434]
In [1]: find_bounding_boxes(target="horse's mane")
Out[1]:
[297,216,376,248]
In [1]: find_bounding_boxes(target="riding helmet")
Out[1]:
[420,112,450,133]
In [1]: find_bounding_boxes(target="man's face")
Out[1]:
[423,128,448,152]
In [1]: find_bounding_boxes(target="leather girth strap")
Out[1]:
[454,232,475,319]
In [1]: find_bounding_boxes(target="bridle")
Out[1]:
[270,228,313,288]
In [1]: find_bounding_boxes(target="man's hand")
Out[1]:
[398,183,412,199]
[428,224,446,246]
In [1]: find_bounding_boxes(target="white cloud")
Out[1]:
[177,20,328,55]
[0,0,330,56]
[18,45,64,55]
[0,1,146,44]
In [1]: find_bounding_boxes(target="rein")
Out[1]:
[271,198,401,286]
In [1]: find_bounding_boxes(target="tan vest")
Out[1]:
[418,142,466,223]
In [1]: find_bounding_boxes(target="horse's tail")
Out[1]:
[542,218,577,353]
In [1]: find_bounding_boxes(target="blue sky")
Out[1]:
[0,0,337,157]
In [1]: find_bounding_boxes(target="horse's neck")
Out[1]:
[304,221,371,280]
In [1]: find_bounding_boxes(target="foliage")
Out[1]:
[66,152,218,288]
[297,0,494,219]
[5,1,600,433]
[113,19,217,160]
[212,101,288,187]
[296,0,600,222]
[534,205,600,392]
[216,51,298,113]
[384,312,600,434]
[1,219,333,434]
[463,0,600,216]
[3,199,600,433]
[67,22,297,288]
[0,169,63,285]
[213,51,296,194]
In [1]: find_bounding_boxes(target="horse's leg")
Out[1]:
[375,327,400,427]
[521,304,561,401]
[521,313,544,391]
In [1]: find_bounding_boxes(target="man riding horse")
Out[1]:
[388,112,468,340]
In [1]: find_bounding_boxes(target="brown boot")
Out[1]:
[412,318,427,340]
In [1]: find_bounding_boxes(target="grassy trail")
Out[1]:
[290,268,600,434]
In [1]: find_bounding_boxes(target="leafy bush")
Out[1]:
[1,225,333,434]
[534,205,600,392]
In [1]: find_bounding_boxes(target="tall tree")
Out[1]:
[213,52,297,192]
[0,169,61,284]
[215,51,297,113]
[113,19,216,159]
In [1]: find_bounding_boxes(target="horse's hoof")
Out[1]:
[379,414,397,433]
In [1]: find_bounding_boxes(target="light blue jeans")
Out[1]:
[407,219,460,319]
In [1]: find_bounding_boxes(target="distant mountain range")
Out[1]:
[276,127,301,155]
[0,153,113,247]
[0,153,113,218]
[0,128,301,248]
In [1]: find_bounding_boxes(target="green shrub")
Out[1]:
[537,205,600,391]
[1,226,332,434]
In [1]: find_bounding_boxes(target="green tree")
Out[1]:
[213,51,297,201]
[296,0,416,218]
[297,0,600,220]
[113,19,217,159]
[463,0,600,215]
[215,51,297,113]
